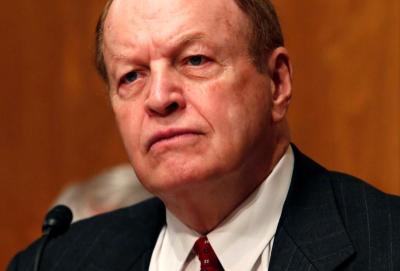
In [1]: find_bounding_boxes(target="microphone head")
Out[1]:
[42,205,73,236]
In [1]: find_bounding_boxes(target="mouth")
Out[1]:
[147,128,203,151]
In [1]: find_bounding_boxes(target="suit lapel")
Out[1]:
[269,226,316,271]
[82,198,166,271]
[269,146,355,271]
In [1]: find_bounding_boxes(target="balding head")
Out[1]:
[95,0,284,83]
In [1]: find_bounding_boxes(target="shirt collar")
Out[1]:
[164,145,294,270]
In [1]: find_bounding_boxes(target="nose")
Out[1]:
[144,66,186,117]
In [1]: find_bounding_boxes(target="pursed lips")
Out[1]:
[147,128,203,151]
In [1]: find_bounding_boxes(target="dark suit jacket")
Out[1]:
[8,146,400,270]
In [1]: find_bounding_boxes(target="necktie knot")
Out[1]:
[193,236,224,271]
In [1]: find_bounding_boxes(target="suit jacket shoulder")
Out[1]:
[8,198,165,271]
[329,171,400,270]
[269,145,400,271]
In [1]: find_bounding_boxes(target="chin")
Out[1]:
[132,147,234,195]
[139,161,218,196]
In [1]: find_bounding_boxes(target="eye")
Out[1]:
[187,55,208,66]
[121,71,139,85]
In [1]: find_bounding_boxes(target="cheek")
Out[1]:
[202,76,264,129]
[112,101,143,158]
[199,73,272,150]
[197,80,249,152]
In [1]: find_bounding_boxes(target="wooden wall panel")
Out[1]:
[276,0,400,194]
[0,0,126,266]
[0,0,398,268]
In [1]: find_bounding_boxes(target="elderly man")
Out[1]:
[9,0,399,270]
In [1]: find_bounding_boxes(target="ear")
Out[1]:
[267,47,293,122]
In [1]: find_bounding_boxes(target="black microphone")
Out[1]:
[33,205,73,271]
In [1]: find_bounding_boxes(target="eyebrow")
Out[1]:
[110,53,131,62]
[171,32,208,48]
[162,32,218,61]
[107,31,213,81]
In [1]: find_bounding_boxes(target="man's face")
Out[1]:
[104,0,276,195]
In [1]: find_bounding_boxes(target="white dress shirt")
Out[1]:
[149,146,294,271]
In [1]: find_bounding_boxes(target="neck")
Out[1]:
[160,138,290,234]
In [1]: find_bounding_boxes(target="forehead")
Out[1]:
[103,0,249,52]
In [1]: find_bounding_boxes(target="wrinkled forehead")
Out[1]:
[103,0,250,48]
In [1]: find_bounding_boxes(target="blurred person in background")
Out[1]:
[54,164,152,222]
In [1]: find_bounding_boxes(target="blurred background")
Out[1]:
[0,0,398,267]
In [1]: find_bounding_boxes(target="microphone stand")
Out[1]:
[33,231,51,271]
[33,205,73,271]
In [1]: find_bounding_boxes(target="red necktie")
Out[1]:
[193,236,224,271]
